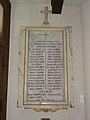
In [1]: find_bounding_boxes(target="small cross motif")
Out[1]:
[40,6,52,25]
[43,32,48,40]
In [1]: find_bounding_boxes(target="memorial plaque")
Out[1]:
[18,27,74,112]
[27,30,64,102]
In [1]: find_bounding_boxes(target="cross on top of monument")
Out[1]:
[40,6,52,25]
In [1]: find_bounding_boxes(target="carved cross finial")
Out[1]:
[40,6,52,25]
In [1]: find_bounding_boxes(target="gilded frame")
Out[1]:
[18,26,74,112]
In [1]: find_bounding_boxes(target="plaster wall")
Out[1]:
[7,4,85,120]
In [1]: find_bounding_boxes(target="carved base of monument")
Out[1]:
[43,22,49,25]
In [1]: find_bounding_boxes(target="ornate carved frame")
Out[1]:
[17,26,74,112]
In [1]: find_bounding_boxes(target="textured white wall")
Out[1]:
[81,1,90,120]
[7,4,85,120]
